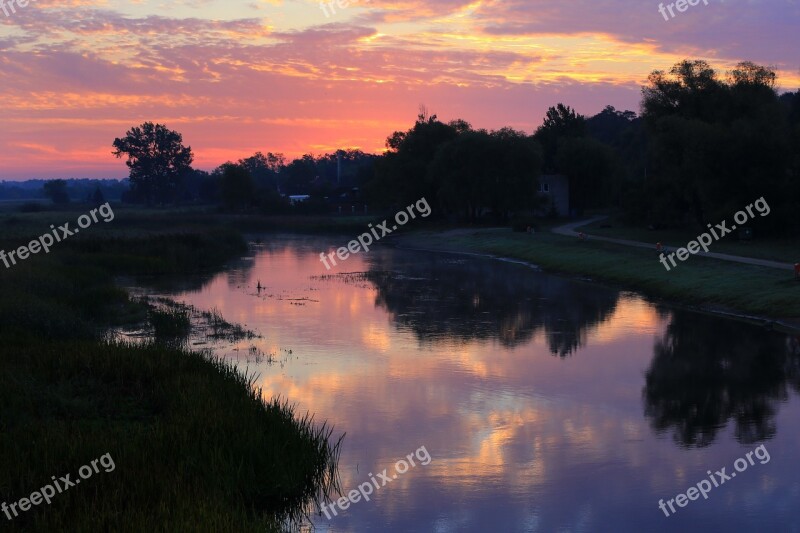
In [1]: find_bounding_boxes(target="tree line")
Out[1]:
[111,123,377,213]
[111,59,800,235]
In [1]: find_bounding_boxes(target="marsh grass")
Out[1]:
[148,305,192,340]
[202,306,257,341]
[0,208,343,531]
[143,297,259,342]
[0,340,343,531]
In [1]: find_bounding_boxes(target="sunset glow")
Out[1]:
[1,0,798,178]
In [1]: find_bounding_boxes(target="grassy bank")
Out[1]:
[578,215,800,264]
[396,228,800,321]
[0,206,341,531]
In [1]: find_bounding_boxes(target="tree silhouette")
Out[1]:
[640,60,790,230]
[91,186,105,205]
[534,103,587,172]
[217,163,255,212]
[43,179,69,204]
[112,122,193,206]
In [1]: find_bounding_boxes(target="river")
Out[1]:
[130,234,800,532]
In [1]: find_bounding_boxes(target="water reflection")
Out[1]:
[363,251,800,452]
[137,236,800,532]
[365,254,619,355]
[644,311,800,448]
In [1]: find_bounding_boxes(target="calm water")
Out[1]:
[140,234,800,532]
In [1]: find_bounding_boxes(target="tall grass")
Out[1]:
[148,306,192,340]
[0,340,342,531]
[0,208,343,531]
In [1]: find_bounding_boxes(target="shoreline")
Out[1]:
[390,229,800,334]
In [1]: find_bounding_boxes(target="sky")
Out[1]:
[0,0,798,180]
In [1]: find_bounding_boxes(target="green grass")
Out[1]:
[400,228,800,320]
[577,215,800,263]
[0,207,343,531]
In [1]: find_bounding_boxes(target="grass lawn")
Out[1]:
[577,215,800,264]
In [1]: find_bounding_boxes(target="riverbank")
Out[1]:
[391,227,800,329]
[0,207,341,531]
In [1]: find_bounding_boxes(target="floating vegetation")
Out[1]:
[251,289,319,304]
[309,270,395,289]
[246,345,272,364]
[136,296,261,344]
[239,346,300,369]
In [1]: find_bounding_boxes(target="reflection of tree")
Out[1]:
[364,253,618,353]
[643,312,800,448]
[538,280,619,356]
[139,239,296,294]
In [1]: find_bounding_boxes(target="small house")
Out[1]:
[536,174,569,217]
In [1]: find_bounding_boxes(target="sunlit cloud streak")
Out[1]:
[0,0,797,178]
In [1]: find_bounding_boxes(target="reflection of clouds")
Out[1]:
[591,295,663,344]
[447,347,491,379]
[361,323,392,352]
[253,348,659,513]
[163,239,800,532]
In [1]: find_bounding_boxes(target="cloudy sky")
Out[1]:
[0,0,798,179]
